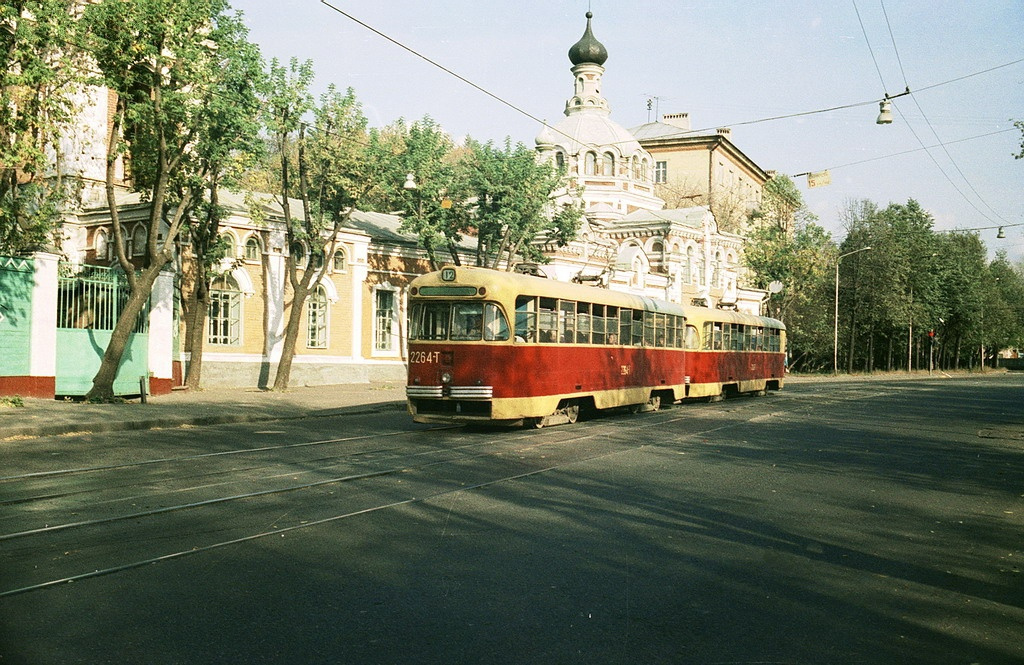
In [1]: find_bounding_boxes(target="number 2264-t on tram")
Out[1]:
[405,266,785,427]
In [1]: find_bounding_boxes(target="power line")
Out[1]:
[318,0,602,155]
[790,127,1017,176]
[852,0,1012,228]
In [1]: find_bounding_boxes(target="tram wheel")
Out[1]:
[648,394,661,411]
[564,403,580,424]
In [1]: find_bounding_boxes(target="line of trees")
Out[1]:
[746,176,1024,373]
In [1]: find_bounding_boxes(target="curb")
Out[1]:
[1,400,408,440]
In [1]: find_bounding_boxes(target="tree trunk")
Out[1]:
[271,281,308,391]
[184,279,210,390]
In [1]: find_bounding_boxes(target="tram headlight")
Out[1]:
[440,371,453,385]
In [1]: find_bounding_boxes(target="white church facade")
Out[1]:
[534,12,766,315]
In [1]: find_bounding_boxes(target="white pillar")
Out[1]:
[147,269,174,391]
[263,250,286,362]
[350,250,368,361]
[29,252,59,380]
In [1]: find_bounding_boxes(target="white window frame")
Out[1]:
[373,287,399,354]
[208,287,242,346]
[244,236,261,261]
[306,285,329,349]
[655,161,668,184]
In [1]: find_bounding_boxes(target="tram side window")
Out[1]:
[576,302,591,343]
[705,322,723,350]
[631,309,644,346]
[665,314,678,348]
[538,297,558,343]
[619,309,632,345]
[559,299,576,343]
[643,311,656,346]
[515,296,537,342]
[605,306,619,344]
[413,302,452,340]
[591,304,606,344]
[767,328,781,352]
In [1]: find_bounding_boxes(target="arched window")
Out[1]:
[554,151,566,173]
[130,226,146,258]
[584,152,597,176]
[650,239,664,272]
[220,233,236,259]
[95,229,109,260]
[306,285,328,349]
[602,152,615,176]
[208,274,242,346]
[244,236,261,261]
[332,248,347,272]
[686,246,696,284]
[290,242,306,268]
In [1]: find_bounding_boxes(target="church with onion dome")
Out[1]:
[534,12,766,315]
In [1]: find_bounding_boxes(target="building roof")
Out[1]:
[629,121,717,142]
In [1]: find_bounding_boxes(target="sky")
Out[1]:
[228,0,1024,262]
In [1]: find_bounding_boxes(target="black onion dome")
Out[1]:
[567,11,608,66]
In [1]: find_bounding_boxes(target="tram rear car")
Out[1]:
[405,266,784,427]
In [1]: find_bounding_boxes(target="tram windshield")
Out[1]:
[409,301,510,342]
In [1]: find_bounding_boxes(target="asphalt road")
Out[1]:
[1,374,1022,664]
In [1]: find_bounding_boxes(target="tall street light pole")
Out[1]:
[834,246,872,375]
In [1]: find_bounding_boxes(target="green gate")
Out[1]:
[56,263,150,397]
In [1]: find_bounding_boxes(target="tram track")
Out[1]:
[0,380,932,600]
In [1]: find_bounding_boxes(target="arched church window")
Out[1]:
[584,152,597,176]
[220,233,236,259]
[130,226,146,258]
[555,151,566,173]
[602,152,615,176]
[95,229,109,260]
[244,236,261,261]
[332,248,347,272]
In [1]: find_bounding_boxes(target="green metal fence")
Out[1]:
[55,263,150,396]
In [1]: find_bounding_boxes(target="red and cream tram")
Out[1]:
[406,265,785,427]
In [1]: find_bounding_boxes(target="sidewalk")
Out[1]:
[0,370,1000,440]
[0,381,408,440]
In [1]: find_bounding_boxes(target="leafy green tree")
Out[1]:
[361,121,582,271]
[393,118,462,270]
[745,175,835,370]
[853,200,938,371]
[263,60,376,390]
[81,0,258,400]
[931,231,987,369]
[0,0,82,254]
[179,28,265,390]
[461,138,582,270]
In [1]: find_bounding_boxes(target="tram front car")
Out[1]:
[405,266,530,425]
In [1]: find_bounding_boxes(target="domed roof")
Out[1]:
[567,12,608,66]
[548,111,642,157]
[534,122,558,147]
